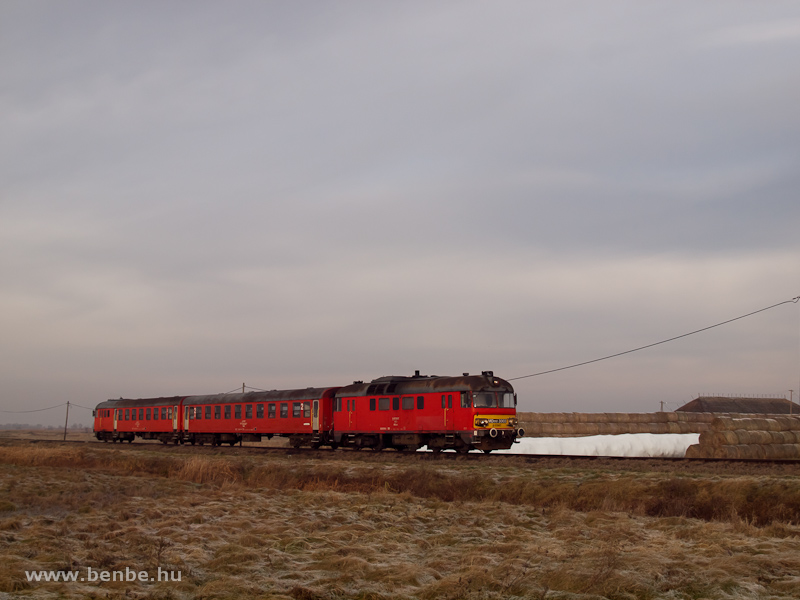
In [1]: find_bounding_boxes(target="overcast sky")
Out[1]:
[2,1,799,425]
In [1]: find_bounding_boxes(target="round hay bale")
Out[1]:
[684,444,703,458]
[666,423,681,434]
[735,430,773,445]
[732,444,766,460]
[711,417,734,431]
[773,417,800,431]
[763,444,800,459]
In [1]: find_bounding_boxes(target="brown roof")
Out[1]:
[677,396,800,414]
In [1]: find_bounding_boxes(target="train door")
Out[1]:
[184,407,189,431]
[113,409,118,433]
[312,400,319,432]
[443,394,454,431]
[347,397,355,430]
[172,405,179,432]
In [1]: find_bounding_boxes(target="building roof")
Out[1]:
[677,396,800,414]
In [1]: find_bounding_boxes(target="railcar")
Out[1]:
[333,371,521,453]
[93,371,522,452]
[93,397,185,443]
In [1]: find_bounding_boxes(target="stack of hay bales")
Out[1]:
[517,412,714,437]
[685,416,800,459]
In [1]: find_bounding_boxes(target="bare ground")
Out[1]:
[1,441,800,599]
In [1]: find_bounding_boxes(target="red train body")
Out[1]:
[93,371,522,453]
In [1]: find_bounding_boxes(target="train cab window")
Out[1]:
[369,398,375,411]
[245,404,252,419]
[303,402,311,418]
[234,405,242,419]
[205,406,211,419]
[392,397,400,410]
[448,395,453,409]
[268,403,276,418]
[461,392,471,408]
[378,397,390,411]
[214,406,221,419]
[334,398,342,412]
[402,396,414,410]
[417,396,424,410]
[256,404,264,418]
[280,403,288,418]
[224,405,231,419]
[500,392,515,408]
[473,393,496,408]
[292,402,301,418]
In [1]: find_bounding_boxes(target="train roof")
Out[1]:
[336,371,513,397]
[95,396,186,409]
[183,387,338,406]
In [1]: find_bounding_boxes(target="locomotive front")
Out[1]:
[451,371,521,453]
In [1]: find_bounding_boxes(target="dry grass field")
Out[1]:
[1,440,800,599]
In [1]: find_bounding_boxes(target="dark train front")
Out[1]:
[332,370,522,453]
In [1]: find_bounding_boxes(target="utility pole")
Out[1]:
[242,383,245,394]
[790,390,794,416]
[63,401,70,441]
[659,400,664,413]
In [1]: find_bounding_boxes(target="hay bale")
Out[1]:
[734,430,773,445]
[763,444,800,459]
[684,444,703,458]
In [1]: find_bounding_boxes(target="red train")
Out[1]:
[93,371,523,453]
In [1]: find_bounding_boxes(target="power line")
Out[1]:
[509,295,800,382]
[0,403,67,414]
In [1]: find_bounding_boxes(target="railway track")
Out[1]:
[9,437,800,472]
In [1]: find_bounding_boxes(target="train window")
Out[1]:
[245,404,252,419]
[378,397,390,411]
[313,402,318,418]
[346,399,350,412]
[292,402,301,418]
[369,398,375,411]
[153,407,159,420]
[392,397,400,410]
[196,407,202,420]
[224,405,231,419]
[215,406,221,419]
[161,407,166,419]
[145,408,150,420]
[402,396,414,410]
[417,396,424,410]
[461,392,471,408]
[473,393,495,408]
[205,406,211,419]
[334,398,342,412]
[500,392,515,408]
[139,408,144,420]
[448,395,453,409]
[256,404,264,418]
[268,403,276,418]
[303,402,310,418]
[188,407,194,419]
[168,407,173,419]
[280,403,288,418]
[125,409,130,420]
[234,405,242,419]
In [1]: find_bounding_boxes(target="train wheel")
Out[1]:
[229,441,236,447]
[483,449,492,454]
[431,447,442,455]
[456,446,469,455]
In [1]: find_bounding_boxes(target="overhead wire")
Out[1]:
[509,295,800,382]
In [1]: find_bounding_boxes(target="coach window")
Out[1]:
[153,408,159,421]
[205,406,211,419]
[196,407,202,420]
[245,404,252,419]
[303,402,311,418]
[146,408,151,420]
[280,403,288,418]
[139,408,144,420]
[224,405,231,419]
[402,396,414,410]
[292,402,301,418]
[188,407,194,419]
[378,397,390,411]
[369,398,375,411]
[125,409,130,420]
[214,406,221,419]
[417,396,424,410]
[392,397,400,410]
[168,407,173,419]
[256,404,264,418]
[160,407,166,419]
[235,405,242,419]
[461,392,471,408]
[268,403,276,418]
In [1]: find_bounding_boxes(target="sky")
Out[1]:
[2,1,799,425]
